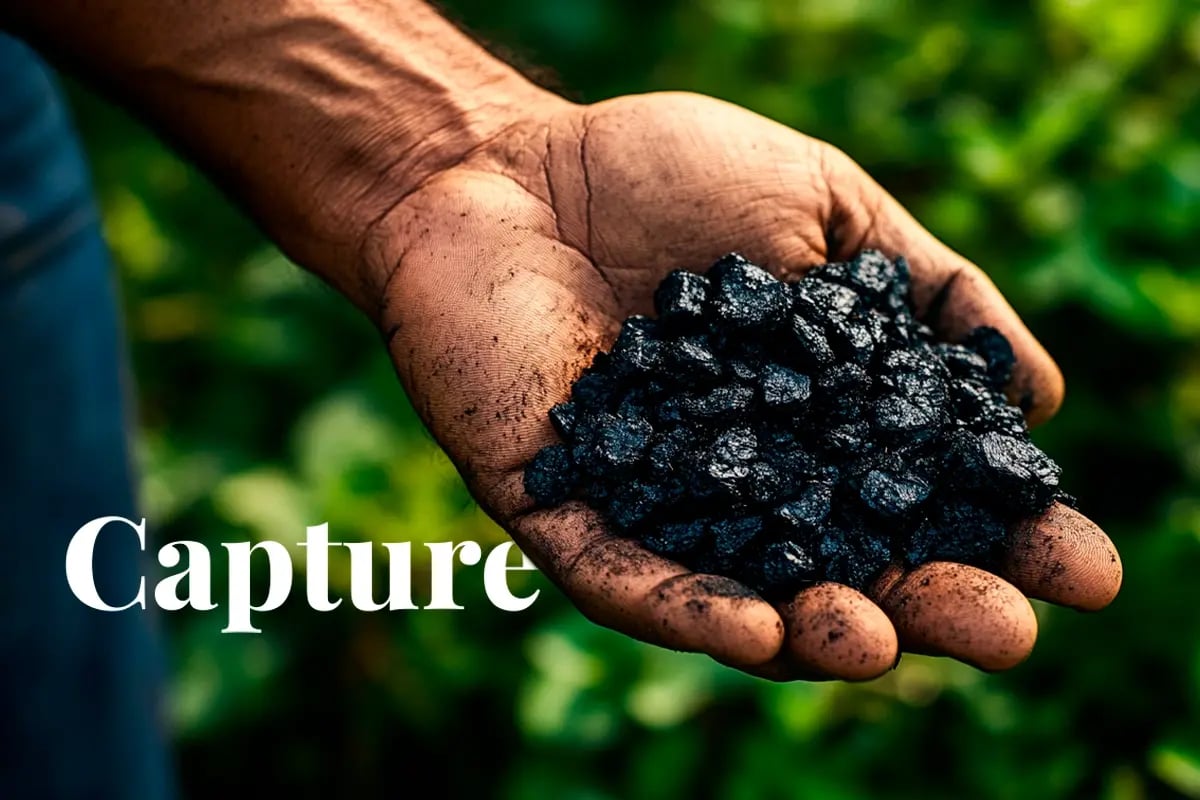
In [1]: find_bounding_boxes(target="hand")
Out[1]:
[365,91,1122,680]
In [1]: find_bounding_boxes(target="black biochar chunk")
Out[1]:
[523,249,1070,596]
[523,444,577,507]
[790,316,836,368]
[871,394,942,443]
[761,364,812,409]
[549,401,577,439]
[611,316,664,375]
[775,481,833,535]
[643,520,707,556]
[819,525,892,589]
[597,415,653,468]
[712,516,763,558]
[849,455,934,519]
[740,539,818,597]
[965,326,1016,388]
[710,254,792,330]
[665,336,722,381]
[654,270,711,328]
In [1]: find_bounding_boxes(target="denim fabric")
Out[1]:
[0,34,174,800]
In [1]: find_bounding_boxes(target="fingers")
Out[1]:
[873,561,1038,671]
[719,583,899,683]
[821,146,1064,425]
[514,502,785,667]
[1003,503,1122,611]
[778,582,898,681]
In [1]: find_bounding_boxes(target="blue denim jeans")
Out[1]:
[0,35,174,799]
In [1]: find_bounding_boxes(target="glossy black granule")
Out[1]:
[523,250,1068,597]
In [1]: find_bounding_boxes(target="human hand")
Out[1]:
[363,91,1122,680]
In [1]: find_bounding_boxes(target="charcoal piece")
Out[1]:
[654,269,710,327]
[789,315,836,367]
[655,384,754,427]
[642,519,708,556]
[691,384,755,419]
[854,310,890,362]
[607,482,666,532]
[1055,490,1079,509]
[816,363,872,421]
[906,499,1007,566]
[748,462,784,504]
[969,401,1027,437]
[704,427,758,487]
[988,432,1061,497]
[871,394,942,443]
[826,312,877,364]
[883,254,913,312]
[615,386,650,421]
[814,464,842,486]
[568,410,610,472]
[620,314,658,338]
[743,539,818,597]
[611,316,665,375]
[888,307,921,345]
[727,358,760,382]
[653,396,687,427]
[764,436,820,477]
[849,458,933,518]
[819,526,891,590]
[596,415,653,468]
[524,444,577,506]
[647,430,685,478]
[817,362,871,397]
[807,260,855,289]
[570,371,614,407]
[793,280,860,322]
[708,255,792,330]
[884,350,949,404]
[810,250,897,300]
[663,336,723,382]
[711,516,763,557]
[774,481,833,535]
[965,326,1016,388]
[820,421,870,455]
[950,378,997,423]
[761,364,812,409]
[937,342,990,380]
[946,430,1061,511]
[549,401,578,439]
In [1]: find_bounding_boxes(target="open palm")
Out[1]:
[370,92,1121,680]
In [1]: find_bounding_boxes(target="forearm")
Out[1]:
[3,0,554,311]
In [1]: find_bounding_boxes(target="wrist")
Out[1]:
[221,2,565,313]
[292,63,562,314]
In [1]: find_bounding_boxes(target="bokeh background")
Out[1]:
[60,0,1199,797]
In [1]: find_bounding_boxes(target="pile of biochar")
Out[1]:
[524,251,1068,597]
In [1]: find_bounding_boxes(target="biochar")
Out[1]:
[524,251,1068,597]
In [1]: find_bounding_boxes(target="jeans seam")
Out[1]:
[0,201,99,284]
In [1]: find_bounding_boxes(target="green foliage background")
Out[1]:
[64,0,1200,797]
